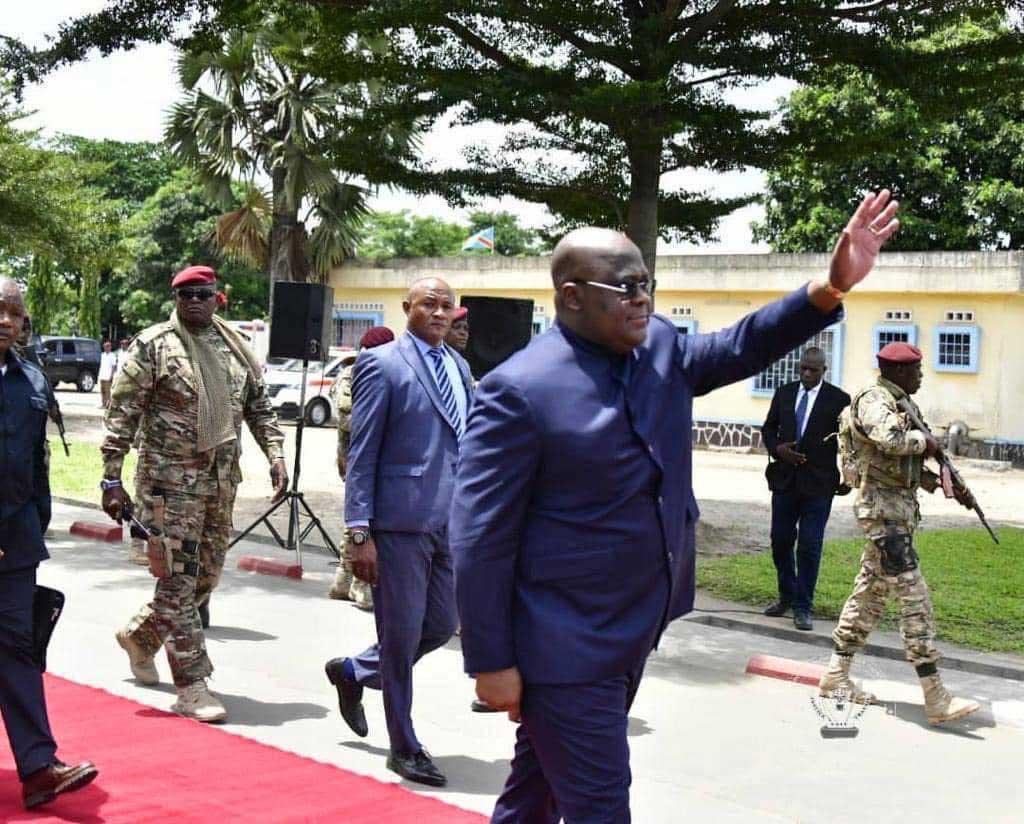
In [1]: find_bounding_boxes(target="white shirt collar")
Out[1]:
[410,330,449,359]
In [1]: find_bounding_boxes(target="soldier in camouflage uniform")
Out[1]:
[820,341,980,725]
[100,265,287,723]
[327,326,394,609]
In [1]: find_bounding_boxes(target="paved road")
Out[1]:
[40,501,1024,823]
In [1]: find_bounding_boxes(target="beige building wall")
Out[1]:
[328,251,1024,454]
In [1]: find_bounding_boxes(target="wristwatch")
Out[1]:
[100,478,123,491]
[350,529,370,546]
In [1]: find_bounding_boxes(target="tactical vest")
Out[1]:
[837,386,922,491]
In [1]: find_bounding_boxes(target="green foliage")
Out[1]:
[117,168,268,330]
[355,209,543,260]
[164,16,419,286]
[466,211,543,257]
[697,528,1024,655]
[6,2,1024,271]
[356,211,466,260]
[55,136,178,210]
[0,95,107,261]
[755,17,1024,252]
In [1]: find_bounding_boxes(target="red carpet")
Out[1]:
[0,675,487,823]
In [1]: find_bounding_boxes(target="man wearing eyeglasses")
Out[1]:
[451,192,900,822]
[100,265,287,723]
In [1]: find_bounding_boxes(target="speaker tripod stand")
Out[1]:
[231,355,339,568]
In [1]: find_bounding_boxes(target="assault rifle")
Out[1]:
[897,398,999,544]
[48,397,70,457]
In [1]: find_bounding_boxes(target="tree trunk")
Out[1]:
[626,138,662,276]
[267,168,310,319]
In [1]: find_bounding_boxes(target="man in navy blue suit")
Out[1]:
[450,192,901,822]
[0,278,98,810]
[325,277,473,787]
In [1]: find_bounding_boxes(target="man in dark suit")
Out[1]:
[761,347,851,631]
[325,277,473,787]
[0,278,98,809]
[450,191,900,822]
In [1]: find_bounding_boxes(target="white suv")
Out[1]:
[265,351,357,426]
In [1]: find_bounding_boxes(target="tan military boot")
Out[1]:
[818,652,876,704]
[328,564,353,601]
[351,578,374,612]
[171,681,227,723]
[115,629,159,686]
[921,675,980,725]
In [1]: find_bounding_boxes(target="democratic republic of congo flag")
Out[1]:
[461,226,495,251]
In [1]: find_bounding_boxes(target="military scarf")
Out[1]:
[171,311,262,452]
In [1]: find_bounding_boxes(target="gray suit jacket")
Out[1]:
[344,331,474,533]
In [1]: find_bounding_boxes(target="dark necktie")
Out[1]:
[428,348,464,438]
[795,388,810,441]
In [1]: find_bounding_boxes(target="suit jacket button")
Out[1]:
[667,552,674,563]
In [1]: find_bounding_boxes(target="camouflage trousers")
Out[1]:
[122,478,237,687]
[832,493,938,667]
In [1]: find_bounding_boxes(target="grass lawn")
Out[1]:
[697,527,1024,655]
[48,442,136,503]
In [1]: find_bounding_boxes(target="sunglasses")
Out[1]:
[175,287,216,301]
[569,278,656,301]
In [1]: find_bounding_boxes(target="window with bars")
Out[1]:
[934,325,979,373]
[873,323,918,354]
[333,311,384,349]
[671,318,697,335]
[751,327,840,396]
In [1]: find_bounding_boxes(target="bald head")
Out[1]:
[551,228,642,288]
[404,276,457,347]
[407,277,453,302]
[0,277,26,359]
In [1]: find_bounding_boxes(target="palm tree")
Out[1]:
[165,23,419,314]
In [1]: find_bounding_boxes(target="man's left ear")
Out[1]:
[561,283,583,312]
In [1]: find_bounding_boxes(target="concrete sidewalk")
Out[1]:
[39,502,1024,823]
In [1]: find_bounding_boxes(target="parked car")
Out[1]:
[38,335,102,392]
[266,352,357,426]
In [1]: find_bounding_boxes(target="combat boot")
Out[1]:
[920,674,980,725]
[115,629,159,686]
[818,652,876,704]
[171,681,227,723]
[328,564,353,601]
[351,578,374,612]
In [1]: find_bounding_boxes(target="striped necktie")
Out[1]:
[795,388,810,441]
[427,347,464,439]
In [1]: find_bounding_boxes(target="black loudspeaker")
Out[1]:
[461,296,534,379]
[268,282,334,361]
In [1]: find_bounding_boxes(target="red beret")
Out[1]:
[877,342,923,364]
[171,265,217,288]
[452,306,469,322]
[359,326,395,349]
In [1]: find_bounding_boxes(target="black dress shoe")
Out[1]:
[22,760,98,809]
[762,600,791,617]
[793,611,814,631]
[325,658,368,737]
[387,749,447,787]
[198,599,210,629]
[471,698,502,713]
